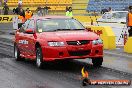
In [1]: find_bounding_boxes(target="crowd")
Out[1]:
[13,4,33,23]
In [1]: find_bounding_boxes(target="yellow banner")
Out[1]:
[74,16,101,22]
[0,15,14,23]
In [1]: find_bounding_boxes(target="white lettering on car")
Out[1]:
[19,40,28,44]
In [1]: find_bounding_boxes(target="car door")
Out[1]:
[16,20,30,54]
[23,19,36,58]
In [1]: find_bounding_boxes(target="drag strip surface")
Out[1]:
[0,34,132,88]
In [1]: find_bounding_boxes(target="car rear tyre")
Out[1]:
[92,57,103,67]
[36,47,43,69]
[14,44,22,61]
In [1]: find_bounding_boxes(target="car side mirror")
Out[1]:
[25,29,34,34]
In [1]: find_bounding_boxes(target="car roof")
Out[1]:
[31,15,72,20]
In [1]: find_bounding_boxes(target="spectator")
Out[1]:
[18,8,25,28]
[19,8,25,18]
[66,6,69,12]
[37,7,43,16]
[3,3,9,15]
[25,8,33,20]
[14,4,22,15]
[0,0,2,14]
[18,0,22,6]
[66,7,73,17]
[65,6,69,16]
[13,8,16,14]
[4,0,7,2]
[108,7,112,12]
[101,9,108,14]
[4,0,7,4]
[126,6,132,37]
[0,0,1,6]
[101,7,112,14]
[43,5,50,15]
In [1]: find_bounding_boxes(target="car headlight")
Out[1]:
[92,40,98,45]
[92,39,103,45]
[48,42,65,46]
[97,39,103,44]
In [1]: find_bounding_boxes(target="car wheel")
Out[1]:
[14,44,22,61]
[36,47,43,69]
[92,57,103,67]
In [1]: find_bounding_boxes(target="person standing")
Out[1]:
[43,5,50,15]
[0,0,2,14]
[14,4,22,15]
[18,8,25,28]
[66,7,73,17]
[108,7,112,12]
[66,6,69,12]
[18,8,25,23]
[3,3,9,15]
[37,7,43,16]
[101,9,108,14]
[18,0,22,6]
[126,6,132,37]
[25,8,33,20]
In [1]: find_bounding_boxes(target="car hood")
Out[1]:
[39,31,99,41]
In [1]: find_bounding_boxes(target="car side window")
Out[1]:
[27,20,35,29]
[36,20,43,32]
[19,20,30,33]
[23,20,30,30]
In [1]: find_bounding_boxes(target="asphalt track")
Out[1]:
[0,23,132,88]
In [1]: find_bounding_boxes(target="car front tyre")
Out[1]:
[14,44,22,61]
[92,57,103,67]
[36,47,44,69]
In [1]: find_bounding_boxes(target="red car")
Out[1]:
[14,16,103,68]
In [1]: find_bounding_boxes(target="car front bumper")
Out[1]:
[41,44,103,61]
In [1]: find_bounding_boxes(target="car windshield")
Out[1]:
[102,12,127,19]
[112,12,127,19]
[36,18,85,32]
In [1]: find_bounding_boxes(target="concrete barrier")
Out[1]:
[86,26,116,50]
[124,37,132,53]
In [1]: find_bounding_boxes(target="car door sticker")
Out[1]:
[19,40,29,44]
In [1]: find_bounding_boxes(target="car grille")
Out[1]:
[68,50,91,56]
[67,40,90,45]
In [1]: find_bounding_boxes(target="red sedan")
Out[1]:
[14,16,103,68]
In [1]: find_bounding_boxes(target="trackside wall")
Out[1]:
[124,37,132,53]
[86,26,116,50]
